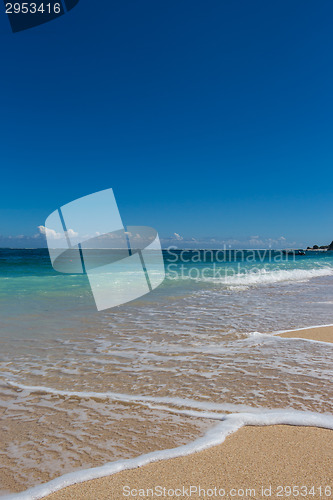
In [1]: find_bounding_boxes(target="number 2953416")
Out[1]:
[5,3,62,14]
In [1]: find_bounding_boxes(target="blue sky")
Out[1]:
[0,0,332,248]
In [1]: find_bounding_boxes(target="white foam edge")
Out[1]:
[4,380,270,414]
[245,323,333,346]
[3,409,333,500]
[273,323,333,335]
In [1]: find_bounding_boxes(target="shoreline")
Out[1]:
[46,425,333,500]
[5,411,333,500]
[4,325,333,500]
[277,324,333,344]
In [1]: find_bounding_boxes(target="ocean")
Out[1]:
[0,248,333,496]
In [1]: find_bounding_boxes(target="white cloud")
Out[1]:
[38,226,78,240]
[66,229,79,238]
[38,225,63,240]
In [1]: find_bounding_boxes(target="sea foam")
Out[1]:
[202,266,333,287]
[5,380,270,414]
[3,409,333,500]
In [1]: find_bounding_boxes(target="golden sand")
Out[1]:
[47,425,332,500]
[278,325,333,343]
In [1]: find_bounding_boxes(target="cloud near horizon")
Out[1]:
[38,225,79,240]
[0,227,308,249]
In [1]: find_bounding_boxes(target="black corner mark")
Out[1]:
[3,0,80,33]
[63,0,79,12]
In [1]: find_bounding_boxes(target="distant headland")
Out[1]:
[306,241,333,251]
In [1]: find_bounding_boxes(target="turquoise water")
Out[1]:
[1,248,333,332]
[0,248,333,493]
[1,248,333,304]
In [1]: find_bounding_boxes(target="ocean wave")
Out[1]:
[4,409,333,500]
[203,266,333,287]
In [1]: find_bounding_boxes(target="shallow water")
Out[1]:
[0,249,332,494]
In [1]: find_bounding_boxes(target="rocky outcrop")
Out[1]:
[306,242,331,251]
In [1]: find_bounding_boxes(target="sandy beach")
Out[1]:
[46,425,332,500]
[41,326,333,500]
